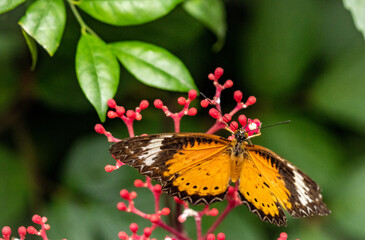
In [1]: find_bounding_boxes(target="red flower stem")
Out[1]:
[156,220,191,240]
[205,121,226,134]
[228,103,245,117]
[203,200,239,238]
[174,116,181,133]
[124,120,135,137]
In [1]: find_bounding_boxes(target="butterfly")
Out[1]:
[109,123,330,226]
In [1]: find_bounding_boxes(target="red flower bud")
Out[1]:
[217,232,226,240]
[134,179,144,187]
[107,99,117,108]
[233,90,243,103]
[120,189,130,200]
[129,223,138,233]
[154,99,163,109]
[32,215,42,224]
[2,226,11,238]
[209,108,220,119]
[223,80,233,88]
[222,114,231,123]
[94,124,105,134]
[161,208,170,215]
[154,184,162,194]
[188,89,197,100]
[246,96,256,106]
[144,227,152,237]
[227,186,235,197]
[117,202,127,211]
[178,97,186,105]
[118,231,128,240]
[105,165,115,172]
[126,110,135,119]
[27,226,37,235]
[229,121,238,132]
[139,100,149,110]
[129,191,137,199]
[107,111,118,119]
[116,106,125,116]
[18,226,26,238]
[214,67,224,79]
[209,208,219,216]
[207,233,216,240]
[150,214,159,223]
[188,108,197,116]
[44,224,50,231]
[238,115,247,127]
[200,99,209,108]
[208,73,215,80]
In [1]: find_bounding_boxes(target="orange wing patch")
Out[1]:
[239,154,287,226]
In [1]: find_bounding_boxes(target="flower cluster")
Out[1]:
[0,214,65,240]
[95,67,265,239]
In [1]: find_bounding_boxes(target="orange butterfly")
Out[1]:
[110,126,330,226]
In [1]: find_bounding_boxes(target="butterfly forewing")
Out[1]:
[110,133,232,204]
[246,145,331,219]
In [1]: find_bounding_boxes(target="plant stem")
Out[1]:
[67,0,99,37]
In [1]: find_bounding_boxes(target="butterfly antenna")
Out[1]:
[260,120,291,129]
[200,92,237,132]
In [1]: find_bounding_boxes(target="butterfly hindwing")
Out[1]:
[110,133,232,205]
[246,145,330,220]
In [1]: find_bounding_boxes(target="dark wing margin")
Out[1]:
[247,145,331,219]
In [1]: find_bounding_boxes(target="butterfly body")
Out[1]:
[110,131,330,226]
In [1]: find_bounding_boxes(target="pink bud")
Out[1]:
[188,108,197,116]
[18,226,26,238]
[154,184,162,194]
[188,89,197,100]
[200,99,209,108]
[105,165,115,172]
[178,97,186,105]
[222,114,231,123]
[32,215,42,224]
[118,231,128,240]
[209,108,220,119]
[238,115,247,127]
[279,232,288,240]
[135,113,142,121]
[217,233,225,240]
[209,208,219,216]
[214,67,224,79]
[178,215,186,223]
[150,214,159,223]
[233,90,243,103]
[208,73,215,80]
[107,111,117,119]
[229,121,238,132]
[126,110,135,119]
[161,208,170,215]
[139,100,149,110]
[154,99,163,109]
[116,106,125,116]
[94,124,105,134]
[227,186,235,197]
[144,227,152,237]
[223,79,233,88]
[207,233,216,240]
[129,191,137,199]
[246,96,256,106]
[27,226,37,235]
[107,99,117,108]
[2,226,11,239]
[117,202,127,211]
[44,224,50,231]
[120,189,130,200]
[129,223,138,233]
[134,179,144,187]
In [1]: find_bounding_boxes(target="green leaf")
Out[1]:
[343,0,365,39]
[309,48,365,133]
[110,41,197,92]
[18,0,66,56]
[0,0,24,14]
[76,33,120,122]
[78,0,183,26]
[21,30,38,70]
[241,0,319,98]
[183,0,226,51]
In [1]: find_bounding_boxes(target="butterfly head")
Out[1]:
[232,118,262,142]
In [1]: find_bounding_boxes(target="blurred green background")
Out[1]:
[1,0,365,239]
